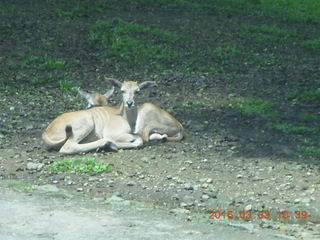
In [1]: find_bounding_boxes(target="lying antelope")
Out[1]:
[42,102,143,155]
[79,78,184,142]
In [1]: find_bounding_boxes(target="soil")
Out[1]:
[0,1,319,239]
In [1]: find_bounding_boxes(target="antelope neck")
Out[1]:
[120,103,137,133]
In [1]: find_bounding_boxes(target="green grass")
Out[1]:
[296,139,320,156]
[46,157,113,174]
[272,123,319,134]
[128,0,320,22]
[287,88,320,105]
[51,1,110,18]
[242,24,295,44]
[255,0,320,22]
[89,18,180,72]
[232,98,277,119]
[1,53,73,89]
[301,39,320,50]
[298,113,318,122]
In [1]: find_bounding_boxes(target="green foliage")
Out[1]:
[130,0,320,22]
[58,76,77,91]
[301,39,320,50]
[256,0,320,22]
[232,98,277,119]
[296,139,320,156]
[46,157,113,174]
[242,24,295,44]
[287,88,320,105]
[272,123,319,134]
[89,18,180,72]
[298,113,318,122]
[21,55,69,71]
[51,1,110,18]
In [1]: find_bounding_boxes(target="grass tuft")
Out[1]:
[232,98,277,119]
[46,157,113,174]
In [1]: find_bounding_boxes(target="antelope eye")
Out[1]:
[136,89,141,94]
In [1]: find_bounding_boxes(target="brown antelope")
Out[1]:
[42,101,143,155]
[79,78,184,142]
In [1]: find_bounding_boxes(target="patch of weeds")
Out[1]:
[296,139,320,157]
[287,88,320,105]
[52,8,74,18]
[46,157,113,174]
[180,101,206,114]
[213,42,244,58]
[254,0,320,22]
[298,113,318,122]
[58,76,77,91]
[89,18,180,72]
[232,98,277,119]
[272,123,319,134]
[52,1,110,18]
[301,39,320,50]
[242,24,295,44]
[23,56,69,71]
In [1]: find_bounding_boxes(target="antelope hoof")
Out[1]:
[104,141,118,152]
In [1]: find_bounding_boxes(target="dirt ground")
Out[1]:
[0,0,319,239]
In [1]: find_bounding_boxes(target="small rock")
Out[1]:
[208,191,218,198]
[170,208,190,215]
[184,183,194,190]
[252,176,263,181]
[301,198,311,204]
[127,181,136,186]
[37,185,59,192]
[182,196,195,202]
[141,157,149,163]
[199,178,207,183]
[109,195,124,202]
[244,204,252,211]
[88,177,98,182]
[229,223,255,231]
[206,178,213,183]
[27,162,41,170]
[201,195,210,201]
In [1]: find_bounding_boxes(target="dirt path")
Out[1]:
[0,181,298,240]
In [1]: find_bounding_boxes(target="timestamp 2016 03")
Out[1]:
[208,210,308,220]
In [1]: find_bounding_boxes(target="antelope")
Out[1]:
[42,90,146,154]
[79,78,184,142]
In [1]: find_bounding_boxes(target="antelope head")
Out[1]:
[105,77,157,131]
[105,78,157,109]
[77,86,114,108]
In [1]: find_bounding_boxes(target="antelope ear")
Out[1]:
[77,87,93,108]
[139,81,157,90]
[104,86,115,99]
[105,78,122,88]
[77,87,90,99]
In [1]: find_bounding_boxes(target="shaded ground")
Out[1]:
[0,0,320,239]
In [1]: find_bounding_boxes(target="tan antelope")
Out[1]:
[79,78,184,142]
[42,89,146,154]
